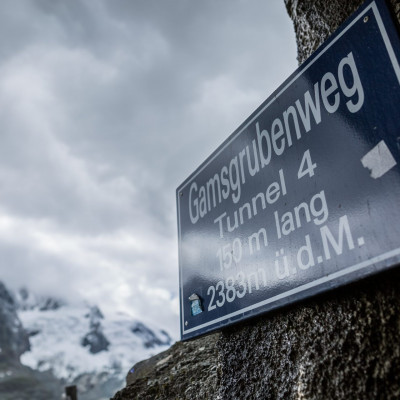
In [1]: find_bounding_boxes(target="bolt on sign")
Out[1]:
[176,0,400,340]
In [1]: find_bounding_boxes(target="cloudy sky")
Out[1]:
[0,0,297,338]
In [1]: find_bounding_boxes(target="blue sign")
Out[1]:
[177,0,400,340]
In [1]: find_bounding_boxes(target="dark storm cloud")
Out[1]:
[0,0,296,336]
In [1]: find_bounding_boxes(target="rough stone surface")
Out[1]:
[111,333,219,400]
[217,269,400,399]
[113,271,400,400]
[111,2,400,398]
[285,0,400,65]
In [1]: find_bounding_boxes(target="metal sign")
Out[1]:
[177,0,400,340]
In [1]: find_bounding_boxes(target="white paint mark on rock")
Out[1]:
[156,354,172,367]
[361,140,397,179]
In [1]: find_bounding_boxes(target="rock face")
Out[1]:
[130,322,172,349]
[112,2,400,398]
[284,0,400,65]
[0,282,30,362]
[217,270,400,399]
[114,271,400,400]
[0,282,63,400]
[112,333,219,400]
[16,287,65,312]
[81,306,110,354]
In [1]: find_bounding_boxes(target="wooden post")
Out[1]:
[65,385,77,400]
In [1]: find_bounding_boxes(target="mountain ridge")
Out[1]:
[0,281,173,400]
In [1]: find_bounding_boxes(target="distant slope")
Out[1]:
[0,282,173,400]
[0,282,63,399]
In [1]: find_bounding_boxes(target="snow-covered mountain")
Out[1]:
[0,284,173,400]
